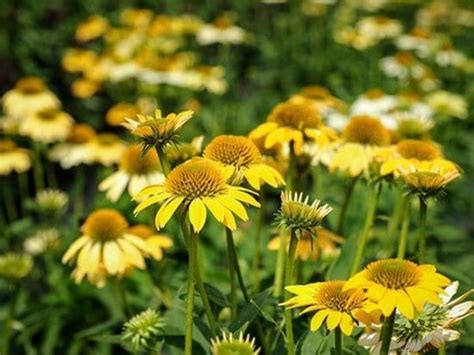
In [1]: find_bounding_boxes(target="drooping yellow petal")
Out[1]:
[155,196,184,229]
[103,241,125,275]
[189,198,207,232]
[395,290,415,319]
[62,236,89,263]
[134,193,172,215]
[339,314,354,336]
[217,196,248,221]
[327,311,342,330]
[310,309,330,332]
[203,197,225,222]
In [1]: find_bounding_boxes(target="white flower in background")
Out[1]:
[358,282,473,354]
[197,16,247,45]
[351,89,398,117]
[395,28,432,58]
[357,16,402,41]
[435,46,467,68]
[426,91,468,119]
[24,228,61,256]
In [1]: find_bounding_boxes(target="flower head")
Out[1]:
[210,332,260,355]
[75,15,108,42]
[127,225,172,261]
[343,116,391,146]
[0,253,33,280]
[166,136,204,167]
[19,108,74,143]
[345,259,451,319]
[35,189,69,217]
[121,309,165,352]
[0,140,31,175]
[24,228,61,256]
[122,109,193,153]
[106,103,138,127]
[396,114,434,140]
[276,191,332,237]
[134,158,260,232]
[282,280,377,335]
[85,133,126,167]
[203,135,285,189]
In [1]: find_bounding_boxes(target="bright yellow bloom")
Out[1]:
[134,158,260,233]
[71,78,101,98]
[99,144,164,202]
[166,136,204,168]
[203,135,285,190]
[344,259,451,320]
[106,103,138,127]
[75,15,108,42]
[62,49,98,73]
[127,225,173,261]
[86,133,126,167]
[267,227,343,261]
[282,280,378,335]
[62,209,154,287]
[249,101,337,155]
[0,140,31,175]
[19,108,74,143]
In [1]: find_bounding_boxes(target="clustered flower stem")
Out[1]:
[184,232,197,355]
[380,312,396,355]
[32,141,45,192]
[350,183,381,276]
[252,191,265,294]
[226,228,238,320]
[155,146,171,176]
[387,189,405,242]
[336,175,358,235]
[417,197,428,263]
[334,327,343,355]
[397,196,411,259]
[283,230,298,355]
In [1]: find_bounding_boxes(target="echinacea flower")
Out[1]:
[359,281,473,354]
[0,253,33,280]
[99,144,164,202]
[282,280,378,335]
[210,332,260,355]
[134,158,260,233]
[122,109,193,154]
[166,136,204,168]
[85,133,126,167]
[127,225,172,261]
[2,77,60,120]
[203,135,285,190]
[197,16,248,45]
[0,140,31,176]
[249,101,337,155]
[35,189,69,216]
[24,228,61,256]
[62,209,155,287]
[75,15,108,42]
[425,90,468,119]
[19,108,74,143]
[121,309,165,351]
[345,259,451,319]
[106,102,138,127]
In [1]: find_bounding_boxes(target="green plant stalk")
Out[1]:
[380,312,395,355]
[156,146,171,176]
[45,160,58,189]
[283,231,298,355]
[32,142,45,192]
[273,234,286,297]
[252,191,265,294]
[387,189,405,241]
[185,233,197,355]
[2,178,17,221]
[417,197,428,263]
[3,284,20,355]
[336,176,358,235]
[114,278,130,318]
[73,165,86,221]
[396,197,411,259]
[226,228,238,320]
[18,172,29,217]
[350,183,381,276]
[438,344,446,355]
[334,327,343,355]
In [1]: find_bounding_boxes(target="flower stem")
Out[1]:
[32,142,45,192]
[114,278,131,318]
[252,191,265,294]
[283,231,298,355]
[334,327,343,355]
[45,160,58,189]
[387,189,404,241]
[226,228,238,320]
[350,183,381,276]
[417,197,428,263]
[18,172,29,217]
[3,284,20,355]
[185,233,197,355]
[438,344,446,355]
[155,146,170,177]
[396,196,411,259]
[380,312,395,355]
[73,165,86,221]
[273,233,286,297]
[2,178,17,221]
[336,176,358,235]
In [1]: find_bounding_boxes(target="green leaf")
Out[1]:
[326,232,359,280]
[228,290,271,333]
[298,329,331,355]
[201,283,230,307]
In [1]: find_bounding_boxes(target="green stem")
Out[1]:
[387,189,405,241]
[2,178,17,221]
[283,231,298,355]
[156,146,170,177]
[380,312,395,355]
[32,142,45,192]
[334,327,343,355]
[226,229,238,320]
[18,173,29,217]
[73,165,85,221]
[350,183,381,276]
[336,176,358,235]
[438,344,446,355]
[114,278,130,318]
[417,197,428,263]
[45,160,58,189]
[396,196,411,259]
[3,284,20,355]
[185,233,197,355]
[273,233,286,297]
[252,191,265,294]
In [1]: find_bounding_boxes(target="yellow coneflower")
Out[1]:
[86,133,126,167]
[120,8,154,28]
[0,140,31,175]
[134,158,260,233]
[19,108,74,143]
[121,309,165,352]
[249,101,337,155]
[62,209,154,287]
[2,77,60,120]
[203,135,285,190]
[71,78,101,98]
[48,123,97,168]
[75,15,108,42]
[0,253,33,280]
[106,102,138,127]
[210,332,260,355]
[282,280,378,335]
[62,49,98,73]
[290,85,346,115]
[268,227,343,261]
[345,259,451,319]
[99,144,164,202]
[329,115,391,177]
[127,225,173,261]
[166,136,204,168]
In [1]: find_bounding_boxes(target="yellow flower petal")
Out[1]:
[155,196,184,229]
[189,198,207,232]
[310,309,330,332]
[327,311,342,330]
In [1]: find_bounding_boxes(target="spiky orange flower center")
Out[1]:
[213,17,233,29]
[128,224,153,239]
[37,108,61,121]
[316,281,366,312]
[299,86,331,100]
[268,102,321,130]
[119,145,160,174]
[396,140,441,161]
[395,52,415,66]
[366,259,420,289]
[15,77,47,94]
[344,116,390,146]
[82,209,128,241]
[0,140,17,152]
[67,124,96,144]
[204,135,262,168]
[166,160,228,199]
